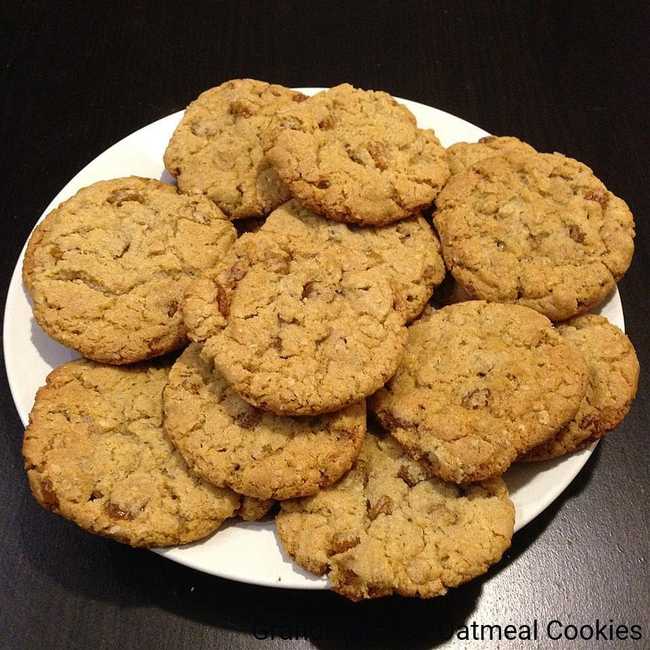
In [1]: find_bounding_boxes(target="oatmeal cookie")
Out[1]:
[183,200,408,415]
[264,84,449,225]
[446,135,536,175]
[371,302,588,483]
[164,79,305,219]
[23,358,240,547]
[259,200,445,322]
[23,177,236,364]
[524,315,639,460]
[434,150,635,320]
[276,433,514,600]
[163,344,366,500]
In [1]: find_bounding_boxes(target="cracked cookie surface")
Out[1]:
[371,302,588,483]
[164,79,305,219]
[263,84,450,226]
[163,344,366,499]
[22,358,241,547]
[446,135,536,175]
[276,433,514,600]
[524,314,639,461]
[434,150,635,321]
[183,200,408,415]
[23,177,236,364]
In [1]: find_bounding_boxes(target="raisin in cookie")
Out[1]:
[434,150,635,321]
[446,135,536,175]
[263,84,449,226]
[23,177,236,364]
[371,302,588,483]
[524,315,639,461]
[163,344,366,500]
[183,200,408,415]
[164,79,305,219]
[276,433,514,601]
[23,358,241,547]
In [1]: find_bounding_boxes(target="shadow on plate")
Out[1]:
[29,317,79,369]
[493,443,601,567]
[17,444,601,649]
[159,170,176,186]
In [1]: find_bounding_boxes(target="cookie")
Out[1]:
[259,200,445,322]
[276,433,514,601]
[263,83,450,226]
[23,177,236,364]
[164,79,305,219]
[446,135,536,175]
[434,150,635,321]
[371,302,588,483]
[524,315,639,461]
[163,344,366,499]
[239,497,275,521]
[183,201,408,415]
[22,358,241,547]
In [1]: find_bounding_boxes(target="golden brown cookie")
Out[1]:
[446,135,536,175]
[163,344,366,500]
[164,79,305,219]
[239,497,275,521]
[434,150,635,321]
[263,84,450,226]
[259,200,445,322]
[23,359,241,547]
[524,315,639,461]
[371,302,588,483]
[183,200,409,415]
[276,434,514,601]
[23,177,236,364]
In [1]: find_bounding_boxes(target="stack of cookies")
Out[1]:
[21,80,639,601]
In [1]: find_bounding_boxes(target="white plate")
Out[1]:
[3,88,623,590]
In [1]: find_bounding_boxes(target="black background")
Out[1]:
[1,2,648,649]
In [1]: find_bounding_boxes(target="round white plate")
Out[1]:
[3,88,623,590]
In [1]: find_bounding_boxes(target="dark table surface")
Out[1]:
[1,2,648,649]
